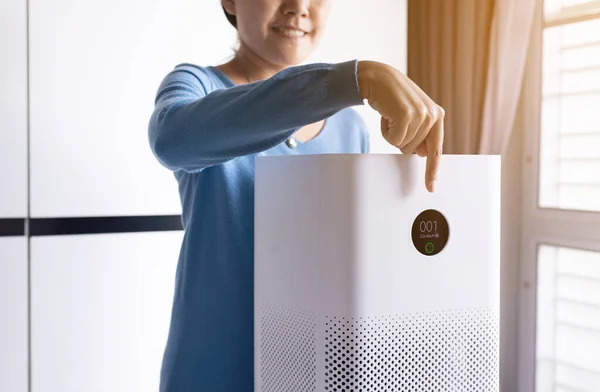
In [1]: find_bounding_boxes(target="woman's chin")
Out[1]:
[269,50,313,68]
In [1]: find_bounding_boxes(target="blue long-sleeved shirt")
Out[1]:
[148,60,369,391]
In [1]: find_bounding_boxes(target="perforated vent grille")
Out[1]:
[260,304,317,392]
[324,308,499,391]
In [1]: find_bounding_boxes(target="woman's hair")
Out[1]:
[223,6,237,28]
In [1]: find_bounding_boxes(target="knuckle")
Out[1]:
[436,105,446,118]
[419,105,429,120]
[425,107,437,126]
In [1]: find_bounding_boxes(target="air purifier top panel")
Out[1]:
[254,154,500,317]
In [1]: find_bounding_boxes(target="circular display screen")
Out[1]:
[411,209,450,256]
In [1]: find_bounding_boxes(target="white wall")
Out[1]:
[16,0,408,391]
[307,0,407,154]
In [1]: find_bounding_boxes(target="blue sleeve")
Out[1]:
[148,60,364,172]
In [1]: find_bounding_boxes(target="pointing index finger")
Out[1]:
[425,118,444,193]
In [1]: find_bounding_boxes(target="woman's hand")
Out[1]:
[357,61,445,193]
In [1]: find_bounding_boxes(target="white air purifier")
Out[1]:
[254,153,501,392]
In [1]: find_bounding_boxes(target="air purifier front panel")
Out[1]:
[254,154,501,391]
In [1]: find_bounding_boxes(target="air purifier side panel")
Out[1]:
[254,155,360,392]
[254,155,361,312]
[254,155,322,392]
[351,154,501,316]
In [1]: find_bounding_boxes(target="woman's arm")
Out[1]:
[148,60,362,172]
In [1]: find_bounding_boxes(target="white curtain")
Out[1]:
[408,0,537,155]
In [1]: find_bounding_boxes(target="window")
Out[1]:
[539,0,600,212]
[520,1,600,392]
[536,245,600,391]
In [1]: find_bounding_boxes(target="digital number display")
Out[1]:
[419,220,438,233]
[411,209,449,256]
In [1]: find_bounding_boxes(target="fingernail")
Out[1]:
[428,181,435,192]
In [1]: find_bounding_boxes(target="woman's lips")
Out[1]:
[272,25,309,38]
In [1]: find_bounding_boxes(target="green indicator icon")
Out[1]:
[425,242,435,254]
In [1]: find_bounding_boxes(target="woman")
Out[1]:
[148,0,444,390]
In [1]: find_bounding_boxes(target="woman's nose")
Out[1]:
[282,0,310,17]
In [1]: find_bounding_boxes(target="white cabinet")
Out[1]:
[0,2,28,390]
[0,238,29,392]
[0,0,28,217]
[28,0,236,217]
[30,231,182,392]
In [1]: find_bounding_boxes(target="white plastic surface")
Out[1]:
[306,0,407,155]
[254,154,501,391]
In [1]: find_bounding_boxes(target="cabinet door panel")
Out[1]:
[29,0,235,217]
[31,231,182,392]
[0,237,29,392]
[0,0,28,217]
